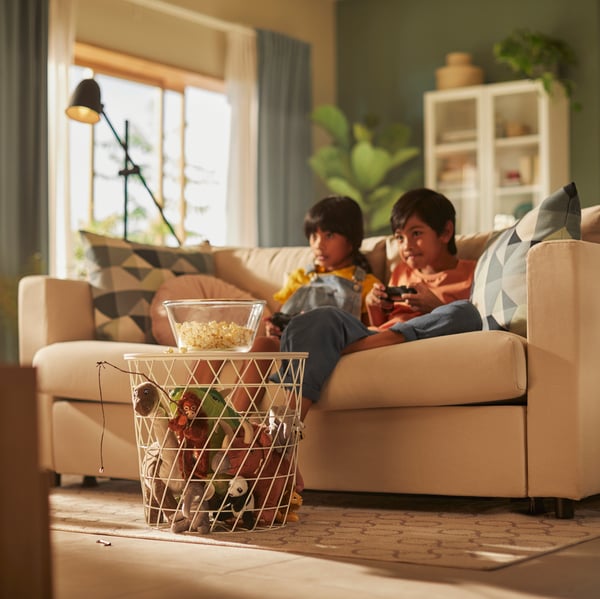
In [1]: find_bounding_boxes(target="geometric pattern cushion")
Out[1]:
[80,231,215,343]
[470,182,581,337]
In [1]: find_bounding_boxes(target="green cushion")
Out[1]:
[80,231,214,343]
[470,182,581,336]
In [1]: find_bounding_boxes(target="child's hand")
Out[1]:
[264,317,283,338]
[366,283,394,311]
[401,284,442,313]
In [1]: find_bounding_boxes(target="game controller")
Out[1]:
[385,285,417,299]
[270,312,294,330]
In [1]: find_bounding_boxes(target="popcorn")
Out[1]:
[175,320,254,351]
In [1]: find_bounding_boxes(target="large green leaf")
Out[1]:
[353,122,373,143]
[388,146,420,170]
[308,145,352,181]
[325,177,364,205]
[377,123,411,153]
[351,141,391,191]
[311,105,350,149]
[368,184,407,233]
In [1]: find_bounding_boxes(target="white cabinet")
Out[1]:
[424,80,570,234]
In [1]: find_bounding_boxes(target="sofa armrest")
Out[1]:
[18,276,95,366]
[526,240,600,499]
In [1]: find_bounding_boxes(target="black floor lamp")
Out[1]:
[65,78,182,246]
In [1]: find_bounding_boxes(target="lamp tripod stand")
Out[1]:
[66,78,182,246]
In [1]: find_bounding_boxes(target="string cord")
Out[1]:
[95,360,172,474]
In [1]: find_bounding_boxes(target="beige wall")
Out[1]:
[75,0,337,112]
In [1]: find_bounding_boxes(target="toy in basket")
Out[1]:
[127,351,306,533]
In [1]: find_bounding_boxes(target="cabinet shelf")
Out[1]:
[425,80,569,233]
[495,184,540,196]
[434,141,478,155]
[495,134,539,149]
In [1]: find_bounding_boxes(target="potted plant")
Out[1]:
[493,28,580,109]
[309,105,421,235]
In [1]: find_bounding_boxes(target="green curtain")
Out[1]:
[0,0,49,364]
[256,29,313,247]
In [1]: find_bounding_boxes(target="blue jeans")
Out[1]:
[277,301,482,403]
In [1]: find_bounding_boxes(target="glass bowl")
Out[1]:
[163,299,266,352]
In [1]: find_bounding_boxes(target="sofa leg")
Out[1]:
[527,497,546,515]
[82,475,98,488]
[555,498,575,519]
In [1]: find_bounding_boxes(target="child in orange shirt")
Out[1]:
[277,188,482,420]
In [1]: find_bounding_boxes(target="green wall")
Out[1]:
[336,0,600,206]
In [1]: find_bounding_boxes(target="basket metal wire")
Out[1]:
[125,351,306,533]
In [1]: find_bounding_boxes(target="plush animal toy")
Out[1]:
[275,490,303,523]
[251,450,296,525]
[168,387,245,477]
[168,392,211,478]
[212,476,255,529]
[210,419,271,478]
[133,382,181,524]
[171,480,216,534]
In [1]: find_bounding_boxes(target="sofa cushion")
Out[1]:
[318,330,527,410]
[470,182,581,336]
[582,205,600,243]
[80,231,214,343]
[150,274,271,345]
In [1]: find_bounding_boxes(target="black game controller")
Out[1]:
[385,285,417,299]
[270,311,295,330]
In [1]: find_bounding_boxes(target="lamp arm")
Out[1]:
[101,109,183,247]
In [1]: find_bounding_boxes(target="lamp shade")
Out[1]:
[65,78,103,124]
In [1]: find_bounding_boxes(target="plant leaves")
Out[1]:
[377,123,411,153]
[368,184,408,233]
[311,105,350,149]
[325,177,364,205]
[353,122,373,143]
[388,146,420,170]
[351,141,391,190]
[308,146,353,181]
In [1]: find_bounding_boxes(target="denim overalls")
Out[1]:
[280,264,366,319]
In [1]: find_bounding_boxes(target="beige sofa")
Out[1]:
[19,208,600,517]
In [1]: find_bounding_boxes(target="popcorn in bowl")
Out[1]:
[163,299,266,352]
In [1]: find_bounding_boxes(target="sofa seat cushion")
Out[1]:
[33,340,166,405]
[34,331,526,413]
[318,330,527,411]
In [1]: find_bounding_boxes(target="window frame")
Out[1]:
[72,42,227,245]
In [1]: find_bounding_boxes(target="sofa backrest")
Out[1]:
[212,205,600,311]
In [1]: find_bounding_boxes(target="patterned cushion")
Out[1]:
[80,231,214,342]
[470,182,581,336]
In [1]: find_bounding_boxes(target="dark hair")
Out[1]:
[304,195,372,272]
[390,188,457,255]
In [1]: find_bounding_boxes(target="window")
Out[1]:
[69,43,231,251]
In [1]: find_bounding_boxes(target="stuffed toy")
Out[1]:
[210,419,272,478]
[211,476,255,529]
[275,490,303,523]
[171,480,216,534]
[133,382,181,524]
[250,450,296,525]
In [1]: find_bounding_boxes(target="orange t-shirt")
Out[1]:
[377,259,476,330]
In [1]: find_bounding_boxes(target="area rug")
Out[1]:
[49,476,600,571]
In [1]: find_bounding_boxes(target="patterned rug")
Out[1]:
[49,476,600,571]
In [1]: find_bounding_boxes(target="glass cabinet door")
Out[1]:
[487,85,541,230]
[425,80,569,234]
[425,88,483,234]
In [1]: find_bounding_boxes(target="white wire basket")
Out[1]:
[124,351,306,533]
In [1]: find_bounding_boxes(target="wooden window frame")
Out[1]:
[74,41,224,94]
